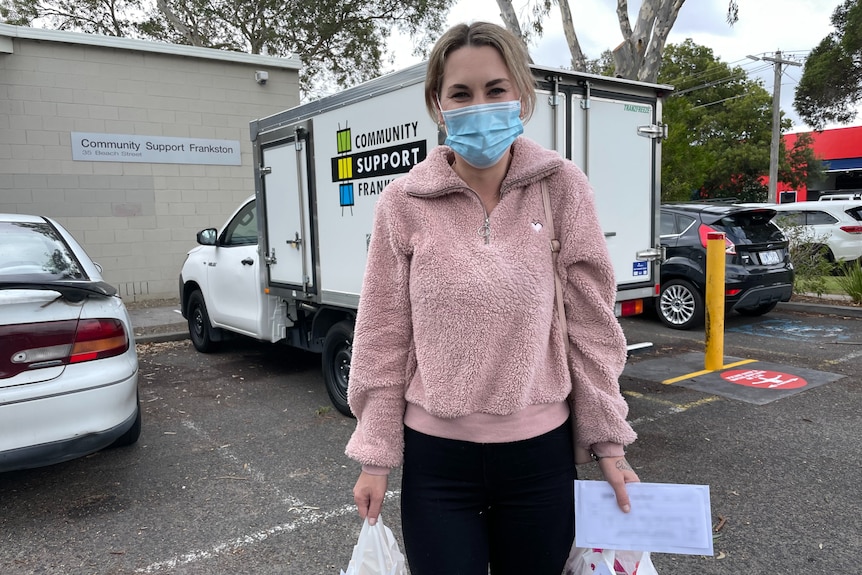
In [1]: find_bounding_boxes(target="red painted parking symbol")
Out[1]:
[721,369,808,390]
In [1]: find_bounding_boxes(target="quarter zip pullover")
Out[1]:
[346,137,635,469]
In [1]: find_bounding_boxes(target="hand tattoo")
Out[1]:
[615,459,633,472]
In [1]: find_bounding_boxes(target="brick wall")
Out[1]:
[0,28,300,301]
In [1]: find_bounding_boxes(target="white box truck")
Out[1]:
[179,62,668,415]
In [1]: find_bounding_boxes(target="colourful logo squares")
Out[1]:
[340,183,354,207]
[336,157,353,180]
[336,128,351,154]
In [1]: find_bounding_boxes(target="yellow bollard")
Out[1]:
[704,232,726,370]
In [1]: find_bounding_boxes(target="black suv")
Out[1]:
[657,203,794,329]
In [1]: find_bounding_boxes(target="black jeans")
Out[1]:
[401,420,577,575]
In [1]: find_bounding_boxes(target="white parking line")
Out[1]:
[138,394,714,572]
[136,501,354,572]
[180,419,306,508]
[136,486,399,573]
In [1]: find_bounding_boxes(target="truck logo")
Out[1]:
[331,123,427,215]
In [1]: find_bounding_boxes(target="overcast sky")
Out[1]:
[386,0,858,132]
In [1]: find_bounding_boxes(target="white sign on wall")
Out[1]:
[71,132,242,165]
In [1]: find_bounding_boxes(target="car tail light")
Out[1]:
[698,224,736,254]
[725,288,743,297]
[618,299,643,317]
[839,225,862,234]
[0,318,129,379]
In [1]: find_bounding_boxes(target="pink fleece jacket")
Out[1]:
[345,136,636,469]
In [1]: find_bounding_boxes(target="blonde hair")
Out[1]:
[424,22,536,122]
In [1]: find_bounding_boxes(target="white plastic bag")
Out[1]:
[339,516,407,575]
[564,547,658,575]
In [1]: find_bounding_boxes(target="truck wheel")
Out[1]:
[323,321,354,417]
[188,290,219,353]
[656,279,704,330]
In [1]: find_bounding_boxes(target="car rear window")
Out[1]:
[0,221,86,279]
[714,212,785,244]
[805,211,838,225]
[846,206,862,221]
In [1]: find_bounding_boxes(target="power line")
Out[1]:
[692,94,749,108]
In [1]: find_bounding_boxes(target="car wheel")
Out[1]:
[736,301,778,316]
[188,290,219,353]
[322,321,354,417]
[109,396,142,448]
[656,279,704,330]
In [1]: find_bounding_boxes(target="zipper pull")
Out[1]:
[478,216,491,245]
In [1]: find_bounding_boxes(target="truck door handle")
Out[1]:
[241,257,254,266]
[286,232,302,250]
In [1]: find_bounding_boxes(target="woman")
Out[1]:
[346,21,639,575]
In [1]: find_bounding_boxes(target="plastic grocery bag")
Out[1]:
[339,516,406,575]
[564,547,658,575]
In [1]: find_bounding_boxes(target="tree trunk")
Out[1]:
[558,0,586,71]
[496,0,534,63]
[639,0,684,82]
[156,0,204,46]
[612,0,685,82]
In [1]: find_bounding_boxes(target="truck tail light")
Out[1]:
[618,299,643,317]
[0,318,129,379]
[698,224,735,254]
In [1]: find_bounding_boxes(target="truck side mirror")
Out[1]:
[197,228,218,246]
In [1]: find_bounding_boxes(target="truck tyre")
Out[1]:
[323,321,354,417]
[188,290,219,353]
[656,279,704,330]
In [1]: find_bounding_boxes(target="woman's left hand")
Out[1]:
[597,456,640,513]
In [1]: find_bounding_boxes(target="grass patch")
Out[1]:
[821,276,846,295]
[801,270,862,299]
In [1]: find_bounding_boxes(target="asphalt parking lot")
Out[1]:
[0,304,859,575]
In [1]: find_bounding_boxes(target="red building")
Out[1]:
[780,125,862,201]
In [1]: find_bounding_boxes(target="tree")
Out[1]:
[778,132,823,193]
[657,40,821,203]
[794,0,862,129]
[0,0,144,36]
[0,0,456,93]
[493,0,738,82]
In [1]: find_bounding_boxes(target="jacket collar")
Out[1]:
[402,137,564,199]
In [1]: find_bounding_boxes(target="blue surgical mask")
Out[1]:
[440,100,524,169]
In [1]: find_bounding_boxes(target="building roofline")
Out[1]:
[0,23,301,70]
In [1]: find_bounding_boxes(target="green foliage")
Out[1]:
[585,49,615,77]
[778,132,824,192]
[0,0,144,35]
[836,260,862,302]
[0,0,456,95]
[794,0,862,129]
[658,39,821,202]
[658,40,774,201]
[775,217,834,296]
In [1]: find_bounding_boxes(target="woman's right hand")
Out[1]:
[353,471,388,525]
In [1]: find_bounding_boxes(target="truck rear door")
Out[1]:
[570,95,658,300]
[260,132,315,293]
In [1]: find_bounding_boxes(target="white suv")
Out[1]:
[769,200,862,263]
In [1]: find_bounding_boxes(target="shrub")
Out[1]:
[777,219,834,295]
[836,261,862,303]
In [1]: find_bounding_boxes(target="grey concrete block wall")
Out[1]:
[0,25,301,301]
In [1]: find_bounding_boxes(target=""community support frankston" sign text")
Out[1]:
[71,132,241,165]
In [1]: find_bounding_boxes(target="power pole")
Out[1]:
[752,51,801,203]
